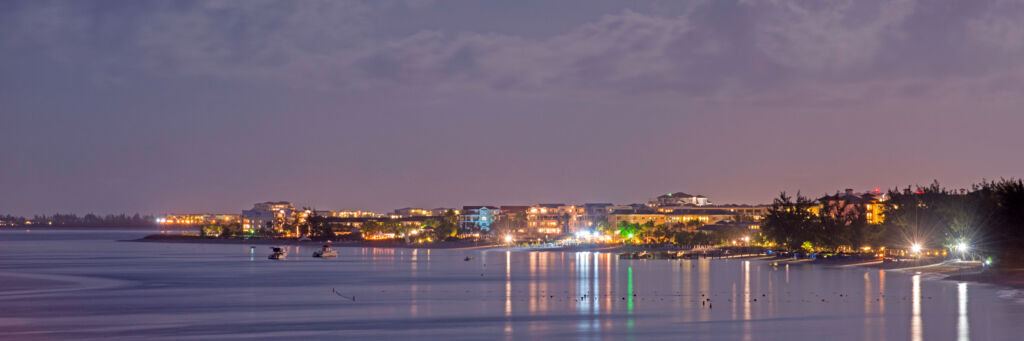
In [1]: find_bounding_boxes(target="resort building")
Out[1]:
[458,206,499,231]
[393,208,435,217]
[664,209,738,227]
[652,192,710,206]
[579,203,613,229]
[818,189,886,225]
[156,214,239,225]
[607,209,668,227]
[241,201,304,233]
[526,204,576,237]
[608,207,746,231]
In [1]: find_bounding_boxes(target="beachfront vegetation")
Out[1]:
[614,220,742,246]
[762,179,1024,263]
[881,179,1024,263]
[200,223,244,238]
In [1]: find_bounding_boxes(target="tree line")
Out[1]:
[761,179,1024,262]
[604,220,750,246]
[0,213,156,227]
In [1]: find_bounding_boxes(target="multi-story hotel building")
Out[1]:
[458,206,499,231]
[241,201,304,233]
[818,189,886,225]
[156,214,240,225]
[652,192,711,206]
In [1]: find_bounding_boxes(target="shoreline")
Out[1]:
[129,234,490,250]
[131,234,1022,290]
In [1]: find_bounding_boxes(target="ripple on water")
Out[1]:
[0,272,129,299]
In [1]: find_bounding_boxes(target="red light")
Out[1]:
[916,190,924,195]
[873,187,880,193]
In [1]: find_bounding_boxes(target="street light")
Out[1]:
[955,241,969,260]
[910,243,922,254]
[504,235,513,243]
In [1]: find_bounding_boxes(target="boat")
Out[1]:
[313,245,338,258]
[268,247,287,260]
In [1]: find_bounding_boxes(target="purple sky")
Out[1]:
[2,0,1023,215]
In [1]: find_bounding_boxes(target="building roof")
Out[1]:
[322,216,434,223]
[704,204,771,208]
[499,205,530,212]
[610,209,660,215]
[658,192,692,199]
[462,205,499,210]
[536,203,565,208]
[670,209,737,216]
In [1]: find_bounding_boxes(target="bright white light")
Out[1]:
[911,243,922,253]
[956,242,969,253]
[504,235,513,243]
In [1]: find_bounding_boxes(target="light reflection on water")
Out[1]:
[912,274,922,341]
[1,229,1023,340]
[958,282,969,341]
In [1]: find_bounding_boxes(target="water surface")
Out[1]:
[1,229,1022,340]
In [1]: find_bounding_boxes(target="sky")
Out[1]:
[2,0,1024,215]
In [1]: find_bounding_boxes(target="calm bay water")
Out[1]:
[1,229,1022,340]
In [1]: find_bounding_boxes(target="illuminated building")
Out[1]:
[607,209,668,226]
[331,210,383,218]
[608,208,742,231]
[664,209,738,226]
[653,204,770,222]
[241,201,299,233]
[318,215,439,239]
[458,206,499,231]
[156,214,239,225]
[393,208,433,217]
[526,204,576,236]
[580,203,613,228]
[818,188,886,225]
[652,192,710,206]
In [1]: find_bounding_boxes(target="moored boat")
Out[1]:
[268,247,287,260]
[313,245,338,258]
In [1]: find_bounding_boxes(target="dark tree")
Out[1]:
[762,192,818,250]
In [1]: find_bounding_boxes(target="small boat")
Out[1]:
[313,245,338,258]
[464,256,473,262]
[269,247,287,260]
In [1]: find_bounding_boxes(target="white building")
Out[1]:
[653,192,710,206]
[242,201,296,233]
[459,206,499,231]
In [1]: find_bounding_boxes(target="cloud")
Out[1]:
[750,0,916,72]
[4,0,1024,103]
